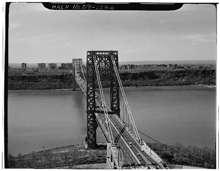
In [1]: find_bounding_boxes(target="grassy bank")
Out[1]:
[7,142,215,169]
[7,143,107,168]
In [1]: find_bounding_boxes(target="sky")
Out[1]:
[8,3,217,63]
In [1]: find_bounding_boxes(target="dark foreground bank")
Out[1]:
[7,142,215,169]
[7,143,107,168]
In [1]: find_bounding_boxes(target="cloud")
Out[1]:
[9,3,49,30]
[24,3,51,13]
[9,22,22,29]
[159,19,168,23]
[15,34,74,48]
[11,3,49,13]
[18,35,41,45]
[178,4,215,12]
[62,42,72,48]
[181,34,216,44]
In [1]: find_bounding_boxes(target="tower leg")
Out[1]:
[86,53,98,148]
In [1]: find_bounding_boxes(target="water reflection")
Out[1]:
[71,90,86,133]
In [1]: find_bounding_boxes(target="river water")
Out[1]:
[8,86,216,156]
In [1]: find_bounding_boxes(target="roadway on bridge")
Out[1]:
[96,113,156,168]
[109,114,159,168]
[96,113,140,167]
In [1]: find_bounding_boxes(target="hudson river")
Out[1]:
[8,86,216,156]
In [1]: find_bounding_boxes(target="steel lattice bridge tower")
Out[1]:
[72,51,169,169]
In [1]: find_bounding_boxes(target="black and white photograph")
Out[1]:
[4,2,217,169]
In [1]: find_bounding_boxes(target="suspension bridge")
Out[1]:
[72,51,169,169]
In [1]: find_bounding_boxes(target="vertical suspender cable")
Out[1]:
[111,56,141,142]
[93,56,114,144]
[80,62,86,80]
[75,62,87,96]
[123,101,125,123]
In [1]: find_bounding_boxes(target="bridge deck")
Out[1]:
[96,113,157,168]
[74,65,167,169]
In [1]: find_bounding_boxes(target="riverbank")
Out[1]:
[7,143,107,168]
[7,141,216,169]
[8,68,215,90]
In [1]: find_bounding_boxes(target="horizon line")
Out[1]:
[8,59,216,64]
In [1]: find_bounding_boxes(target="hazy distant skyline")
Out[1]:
[9,3,216,63]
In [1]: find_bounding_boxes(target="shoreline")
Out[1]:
[8,84,216,92]
[196,84,216,88]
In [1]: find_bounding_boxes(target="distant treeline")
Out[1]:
[120,69,215,86]
[8,69,215,90]
[8,74,73,90]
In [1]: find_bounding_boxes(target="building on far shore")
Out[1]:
[38,63,46,69]
[21,63,27,69]
[67,63,73,70]
[120,64,136,70]
[61,63,73,70]
[48,63,57,70]
[130,64,136,69]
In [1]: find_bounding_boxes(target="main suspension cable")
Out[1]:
[110,56,141,142]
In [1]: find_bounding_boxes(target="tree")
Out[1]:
[174,142,184,157]
[31,150,36,168]
[8,154,16,168]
